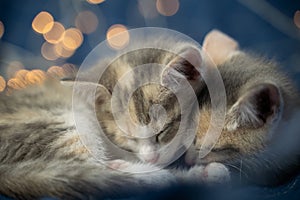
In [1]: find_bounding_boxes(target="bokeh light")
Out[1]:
[54,42,75,58]
[41,42,60,60]
[25,70,46,85]
[6,61,24,79]
[43,22,65,44]
[7,78,27,90]
[62,28,83,50]
[47,65,65,79]
[0,76,6,92]
[156,0,179,16]
[75,11,98,34]
[47,64,77,79]
[87,0,105,5]
[106,24,129,49]
[14,69,29,81]
[62,63,77,78]
[294,10,300,29]
[0,21,4,39]
[32,11,54,34]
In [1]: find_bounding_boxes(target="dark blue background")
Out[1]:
[0,0,299,84]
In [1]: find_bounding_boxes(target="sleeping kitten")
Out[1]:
[77,37,206,165]
[185,30,300,186]
[0,80,179,199]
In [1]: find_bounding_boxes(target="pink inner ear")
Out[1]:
[202,29,239,65]
[180,47,202,69]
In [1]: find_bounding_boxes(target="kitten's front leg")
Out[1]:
[176,162,230,185]
[107,159,177,186]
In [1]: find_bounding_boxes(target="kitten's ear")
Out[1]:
[61,81,111,106]
[226,83,282,130]
[161,47,203,91]
[203,29,239,65]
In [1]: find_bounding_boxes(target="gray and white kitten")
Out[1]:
[0,80,183,199]
[77,35,206,165]
[185,30,300,186]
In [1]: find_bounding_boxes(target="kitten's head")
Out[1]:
[185,30,285,167]
[96,45,205,164]
[185,82,283,165]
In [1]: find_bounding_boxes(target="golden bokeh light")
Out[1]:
[54,42,75,58]
[87,0,105,5]
[106,24,130,50]
[75,11,98,34]
[41,42,60,61]
[0,21,4,39]
[0,76,6,92]
[47,65,65,79]
[14,69,29,81]
[7,78,27,90]
[25,70,46,85]
[156,0,179,16]
[6,61,24,78]
[32,11,54,34]
[294,10,300,29]
[62,28,83,50]
[43,22,65,44]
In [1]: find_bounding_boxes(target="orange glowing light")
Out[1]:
[7,78,27,90]
[0,76,6,92]
[87,0,105,4]
[294,10,300,29]
[0,21,4,39]
[25,70,46,85]
[62,28,83,50]
[32,11,54,34]
[54,42,75,58]
[6,61,24,78]
[156,0,179,16]
[43,22,65,44]
[41,42,60,61]
[47,66,65,79]
[75,11,98,34]
[14,69,29,81]
[106,24,130,49]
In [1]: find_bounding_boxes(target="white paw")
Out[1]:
[202,162,230,184]
[185,162,230,184]
[106,159,131,170]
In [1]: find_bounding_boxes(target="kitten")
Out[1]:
[185,30,300,186]
[0,80,178,199]
[77,37,206,165]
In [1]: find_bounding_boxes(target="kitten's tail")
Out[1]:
[0,160,174,200]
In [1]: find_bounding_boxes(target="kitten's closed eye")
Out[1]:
[155,126,171,143]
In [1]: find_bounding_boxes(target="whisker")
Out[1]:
[240,159,243,183]
[224,162,248,178]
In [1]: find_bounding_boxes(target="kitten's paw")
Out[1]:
[185,162,230,184]
[202,162,230,184]
[106,159,131,170]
